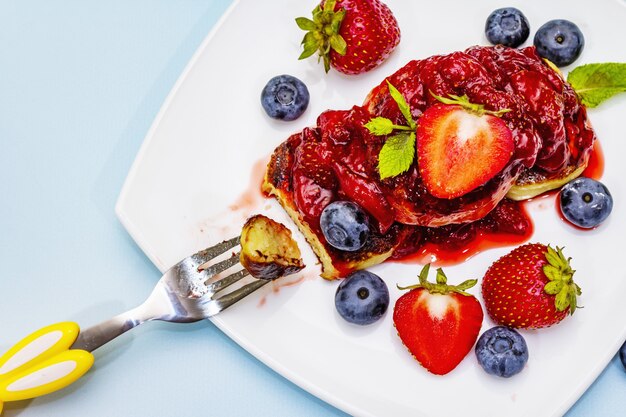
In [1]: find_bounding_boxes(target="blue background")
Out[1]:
[0,1,624,416]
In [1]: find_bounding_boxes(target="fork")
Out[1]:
[0,236,268,413]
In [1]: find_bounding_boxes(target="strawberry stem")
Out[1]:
[397,264,478,297]
[542,245,581,315]
[296,0,347,73]
[430,91,511,117]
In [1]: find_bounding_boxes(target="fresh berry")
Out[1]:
[335,270,389,324]
[260,75,309,121]
[482,243,581,329]
[559,177,613,229]
[296,0,400,74]
[475,326,529,378]
[620,341,626,371]
[484,7,530,48]
[393,265,484,375]
[320,201,370,251]
[534,19,584,67]
[416,94,514,199]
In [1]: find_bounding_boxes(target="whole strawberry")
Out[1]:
[393,264,484,375]
[296,0,401,75]
[482,243,581,329]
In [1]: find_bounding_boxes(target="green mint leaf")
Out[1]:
[378,131,415,179]
[567,63,626,108]
[364,117,395,135]
[386,81,415,127]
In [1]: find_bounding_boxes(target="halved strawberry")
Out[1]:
[417,94,514,199]
[393,264,483,375]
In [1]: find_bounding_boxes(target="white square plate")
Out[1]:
[116,1,626,416]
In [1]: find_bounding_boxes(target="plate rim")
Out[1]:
[114,1,626,416]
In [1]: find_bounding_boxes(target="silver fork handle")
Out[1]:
[70,306,152,352]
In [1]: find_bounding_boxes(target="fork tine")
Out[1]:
[190,236,240,266]
[210,279,271,314]
[201,252,241,279]
[206,268,249,292]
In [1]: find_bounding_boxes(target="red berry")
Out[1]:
[417,95,514,199]
[393,265,483,375]
[296,0,400,75]
[481,243,581,329]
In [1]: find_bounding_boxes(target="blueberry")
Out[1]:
[485,7,530,48]
[335,270,389,325]
[320,201,370,251]
[475,326,529,378]
[620,341,626,371]
[559,177,613,228]
[534,19,584,67]
[260,74,309,121]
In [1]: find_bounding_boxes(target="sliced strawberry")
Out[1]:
[332,162,394,233]
[393,265,483,375]
[295,130,338,190]
[293,174,335,222]
[417,97,514,199]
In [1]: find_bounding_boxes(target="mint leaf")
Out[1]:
[386,81,415,127]
[365,117,395,135]
[365,117,414,136]
[378,132,415,179]
[567,63,626,108]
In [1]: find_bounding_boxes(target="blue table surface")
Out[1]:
[0,1,624,416]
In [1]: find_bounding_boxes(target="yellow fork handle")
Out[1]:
[0,322,94,411]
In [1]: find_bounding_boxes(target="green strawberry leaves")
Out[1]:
[567,63,626,108]
[296,0,347,73]
[429,92,511,117]
[364,81,416,179]
[541,246,581,314]
[397,264,478,297]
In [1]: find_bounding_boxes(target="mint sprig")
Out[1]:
[364,81,416,179]
[377,131,416,179]
[567,63,626,108]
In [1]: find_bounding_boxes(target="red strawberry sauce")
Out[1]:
[264,45,598,272]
